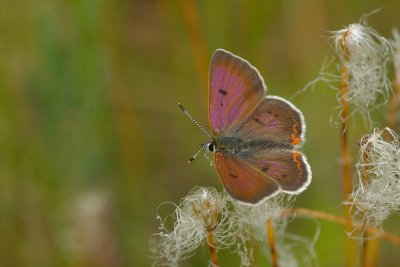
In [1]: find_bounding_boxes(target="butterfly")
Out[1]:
[179,49,312,204]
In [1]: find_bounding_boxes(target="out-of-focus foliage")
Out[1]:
[0,0,399,266]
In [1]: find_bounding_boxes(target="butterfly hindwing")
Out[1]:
[243,149,311,193]
[214,149,311,203]
[214,151,279,204]
[230,96,305,147]
[209,49,266,135]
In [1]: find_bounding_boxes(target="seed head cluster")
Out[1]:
[150,187,233,266]
[151,187,295,266]
[332,23,392,114]
[351,128,400,227]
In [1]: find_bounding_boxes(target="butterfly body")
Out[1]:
[213,135,291,158]
[196,49,311,204]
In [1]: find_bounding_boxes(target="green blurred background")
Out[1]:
[0,0,399,266]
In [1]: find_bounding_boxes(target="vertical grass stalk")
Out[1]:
[340,65,356,267]
[389,29,400,130]
[387,81,400,130]
[388,42,400,130]
[207,231,219,267]
[177,0,209,92]
[267,219,279,267]
[359,139,380,267]
[360,237,380,267]
[367,239,380,267]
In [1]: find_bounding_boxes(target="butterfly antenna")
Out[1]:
[187,145,206,163]
[178,103,211,140]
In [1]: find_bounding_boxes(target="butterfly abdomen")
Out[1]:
[217,136,292,157]
[242,140,292,151]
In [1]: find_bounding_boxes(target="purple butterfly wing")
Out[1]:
[244,150,311,193]
[214,151,279,204]
[231,96,305,146]
[214,150,311,203]
[229,96,311,194]
[209,49,266,135]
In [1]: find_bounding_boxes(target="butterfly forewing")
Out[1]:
[230,96,305,146]
[214,152,279,204]
[209,49,266,135]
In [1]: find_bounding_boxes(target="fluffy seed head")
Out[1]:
[229,194,293,242]
[228,194,294,266]
[150,187,234,266]
[187,187,223,231]
[351,128,400,227]
[151,188,304,266]
[332,23,392,114]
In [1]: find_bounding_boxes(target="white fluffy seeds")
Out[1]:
[351,128,400,227]
[150,187,234,266]
[150,188,296,266]
[332,23,392,114]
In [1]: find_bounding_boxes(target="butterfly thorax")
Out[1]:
[215,135,292,158]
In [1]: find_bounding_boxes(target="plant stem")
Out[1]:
[340,65,356,267]
[207,231,219,267]
[369,239,380,267]
[360,231,369,267]
[177,0,209,92]
[267,219,279,267]
[246,227,259,266]
[359,142,380,267]
[387,81,400,130]
[340,65,352,204]
[281,208,400,245]
[361,232,380,267]
[359,143,370,267]
[388,53,400,130]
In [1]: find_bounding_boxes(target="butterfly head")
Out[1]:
[188,139,216,163]
[204,140,216,153]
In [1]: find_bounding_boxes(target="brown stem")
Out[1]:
[360,231,368,267]
[387,81,400,130]
[340,65,352,199]
[281,208,400,245]
[360,232,380,267]
[207,231,219,267]
[388,49,400,130]
[177,0,209,92]
[340,65,356,267]
[359,141,381,267]
[367,238,380,267]
[246,227,258,266]
[267,219,279,267]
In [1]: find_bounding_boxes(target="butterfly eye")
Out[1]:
[208,142,215,152]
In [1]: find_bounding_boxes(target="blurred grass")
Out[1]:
[0,0,399,266]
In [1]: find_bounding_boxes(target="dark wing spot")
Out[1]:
[274,114,279,118]
[230,174,238,179]
[261,166,269,172]
[220,102,223,106]
[281,174,287,178]
[218,89,227,95]
[253,118,264,126]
